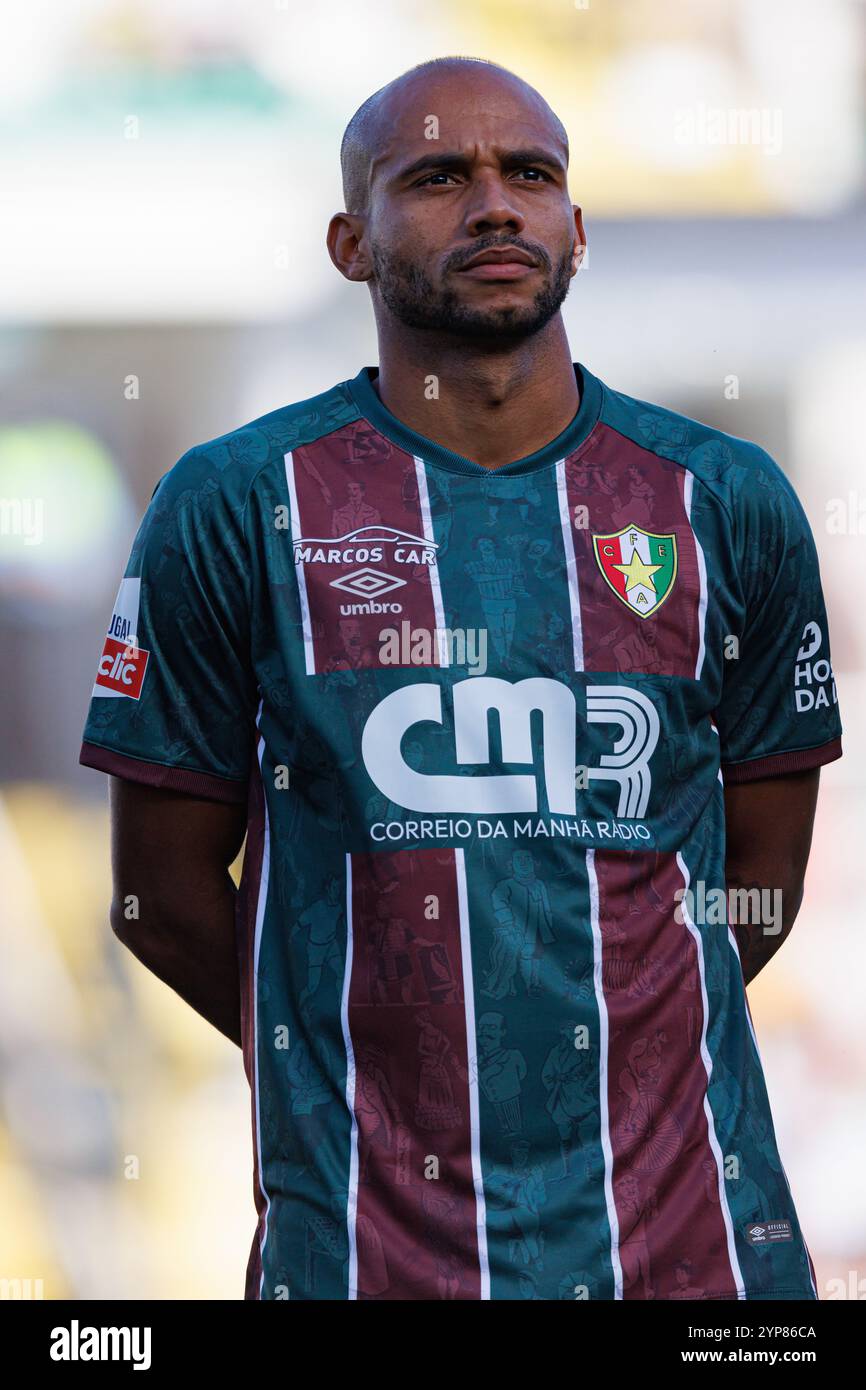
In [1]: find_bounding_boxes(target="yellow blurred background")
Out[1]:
[1,0,864,1299]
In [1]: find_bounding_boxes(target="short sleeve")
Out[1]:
[715,451,842,784]
[79,450,257,802]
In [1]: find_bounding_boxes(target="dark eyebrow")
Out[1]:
[393,146,566,183]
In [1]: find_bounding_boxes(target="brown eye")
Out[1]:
[417,172,457,187]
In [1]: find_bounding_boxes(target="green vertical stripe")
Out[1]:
[466,839,617,1299]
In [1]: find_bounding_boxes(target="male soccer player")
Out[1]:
[81,58,842,1300]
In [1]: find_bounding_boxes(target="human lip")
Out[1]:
[457,247,538,279]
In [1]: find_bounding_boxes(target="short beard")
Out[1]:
[370,241,574,343]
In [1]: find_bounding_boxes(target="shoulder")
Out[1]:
[150,378,360,515]
[594,374,796,521]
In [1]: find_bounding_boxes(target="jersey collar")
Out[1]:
[346,361,603,477]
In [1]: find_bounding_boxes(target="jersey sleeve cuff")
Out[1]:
[720,736,842,785]
[79,740,248,804]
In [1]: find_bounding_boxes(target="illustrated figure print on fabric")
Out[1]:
[82,363,841,1300]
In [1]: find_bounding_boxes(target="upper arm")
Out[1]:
[714,451,842,784]
[110,778,247,881]
[80,447,257,803]
[723,768,820,897]
[78,449,258,927]
[109,778,246,923]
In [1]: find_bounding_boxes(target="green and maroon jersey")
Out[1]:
[81,363,842,1301]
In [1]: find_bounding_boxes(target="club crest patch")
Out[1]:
[592,524,677,618]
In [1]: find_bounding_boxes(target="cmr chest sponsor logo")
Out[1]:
[362,676,659,819]
[93,577,150,700]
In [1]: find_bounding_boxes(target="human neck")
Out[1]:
[371,319,579,470]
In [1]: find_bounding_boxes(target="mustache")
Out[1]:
[446,237,551,274]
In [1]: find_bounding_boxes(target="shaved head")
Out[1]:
[329,55,583,346]
[340,57,569,215]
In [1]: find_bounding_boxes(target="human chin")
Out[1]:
[446,303,553,341]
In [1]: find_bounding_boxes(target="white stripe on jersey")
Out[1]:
[454,846,491,1299]
[341,852,361,1300]
[614,525,657,614]
[413,456,450,667]
[585,847,623,1298]
[283,452,316,676]
[683,471,708,681]
[556,458,584,671]
[253,702,273,1298]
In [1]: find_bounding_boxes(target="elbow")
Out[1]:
[726,856,807,933]
[763,875,805,941]
[110,897,139,950]
[784,878,805,930]
[110,893,164,963]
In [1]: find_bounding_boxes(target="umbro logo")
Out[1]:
[330,568,406,598]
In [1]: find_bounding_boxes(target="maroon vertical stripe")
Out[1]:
[238,737,266,1300]
[290,425,441,672]
[347,847,481,1299]
[594,849,737,1300]
[563,424,701,676]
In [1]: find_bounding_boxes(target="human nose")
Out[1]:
[462,171,526,238]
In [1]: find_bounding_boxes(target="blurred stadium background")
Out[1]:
[1,0,864,1299]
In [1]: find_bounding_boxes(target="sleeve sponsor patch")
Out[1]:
[92,577,151,700]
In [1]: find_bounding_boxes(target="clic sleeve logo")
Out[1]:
[92,577,151,700]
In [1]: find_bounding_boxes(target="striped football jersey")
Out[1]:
[81,363,842,1300]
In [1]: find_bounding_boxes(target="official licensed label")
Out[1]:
[745,1219,793,1245]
